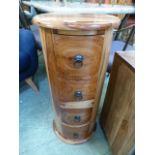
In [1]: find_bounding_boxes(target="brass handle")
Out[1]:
[74,54,84,68]
[74,91,83,100]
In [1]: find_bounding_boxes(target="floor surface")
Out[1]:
[19,54,111,155]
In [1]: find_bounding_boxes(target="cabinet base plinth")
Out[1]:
[53,121,95,144]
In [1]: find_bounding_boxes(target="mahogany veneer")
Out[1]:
[33,13,120,144]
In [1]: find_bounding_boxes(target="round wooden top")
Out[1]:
[33,13,120,31]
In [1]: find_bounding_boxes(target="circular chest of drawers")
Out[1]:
[33,13,120,144]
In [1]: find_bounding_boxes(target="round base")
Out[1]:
[53,121,95,144]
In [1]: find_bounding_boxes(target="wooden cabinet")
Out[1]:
[100,52,135,154]
[33,13,120,144]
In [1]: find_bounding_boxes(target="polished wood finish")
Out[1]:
[33,13,120,144]
[100,51,135,155]
[53,121,94,144]
[55,77,97,102]
[60,100,94,109]
[53,34,103,80]
[33,13,120,30]
[61,122,91,140]
[60,107,92,125]
[90,26,113,130]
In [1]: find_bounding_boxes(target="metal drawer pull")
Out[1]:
[73,133,79,139]
[74,91,83,100]
[74,54,84,68]
[74,115,81,122]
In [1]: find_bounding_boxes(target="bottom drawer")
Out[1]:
[61,123,90,141]
[61,108,92,125]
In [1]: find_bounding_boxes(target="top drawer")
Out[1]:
[53,34,104,80]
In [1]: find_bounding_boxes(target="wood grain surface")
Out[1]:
[60,122,91,141]
[54,77,97,102]
[33,13,120,30]
[100,52,135,155]
[35,13,120,144]
[61,108,92,125]
[53,34,103,80]
[90,26,113,129]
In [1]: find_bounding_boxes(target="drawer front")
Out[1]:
[61,108,92,125]
[61,123,90,141]
[54,77,97,102]
[53,34,103,80]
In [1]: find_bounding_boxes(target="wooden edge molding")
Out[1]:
[62,121,90,128]
[89,26,113,128]
[53,121,94,144]
[52,29,105,36]
[64,21,112,30]
[60,99,94,109]
[32,13,120,30]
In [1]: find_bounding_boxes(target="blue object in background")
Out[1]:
[19,28,38,81]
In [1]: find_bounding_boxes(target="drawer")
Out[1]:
[60,107,92,125]
[53,34,103,80]
[61,123,91,141]
[54,77,97,102]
